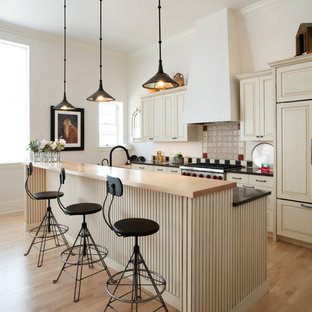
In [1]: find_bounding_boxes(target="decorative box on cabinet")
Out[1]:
[237,70,274,141]
[226,172,275,233]
[140,87,199,142]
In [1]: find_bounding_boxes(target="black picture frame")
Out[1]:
[50,106,85,151]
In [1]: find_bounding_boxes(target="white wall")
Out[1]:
[0,23,128,213]
[237,0,312,72]
[128,0,312,160]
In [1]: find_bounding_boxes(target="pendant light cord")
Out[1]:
[63,0,67,96]
[158,0,162,63]
[99,0,103,83]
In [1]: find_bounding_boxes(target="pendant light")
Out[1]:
[87,0,115,102]
[53,0,76,110]
[142,0,178,91]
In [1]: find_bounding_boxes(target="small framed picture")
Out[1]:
[50,106,85,151]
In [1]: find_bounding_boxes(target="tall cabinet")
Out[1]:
[237,70,274,141]
[271,54,312,244]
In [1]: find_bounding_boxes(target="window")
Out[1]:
[0,40,29,163]
[99,102,123,147]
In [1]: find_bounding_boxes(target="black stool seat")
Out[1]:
[113,218,159,237]
[33,191,64,200]
[64,202,102,216]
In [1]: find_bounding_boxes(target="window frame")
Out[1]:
[98,101,123,149]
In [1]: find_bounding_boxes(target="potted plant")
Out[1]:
[27,140,40,162]
[173,152,184,164]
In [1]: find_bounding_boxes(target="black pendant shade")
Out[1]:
[54,93,76,110]
[53,0,76,110]
[142,0,178,91]
[87,81,115,102]
[87,0,115,102]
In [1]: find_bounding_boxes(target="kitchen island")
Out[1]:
[24,161,269,312]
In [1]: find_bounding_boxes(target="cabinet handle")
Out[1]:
[171,170,178,173]
[149,138,153,140]
[301,203,312,209]
[256,179,267,183]
[242,185,255,188]
[139,166,145,169]
[256,135,260,138]
[232,177,242,180]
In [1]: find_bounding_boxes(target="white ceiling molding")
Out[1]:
[239,0,294,17]
[128,28,195,60]
[0,20,126,60]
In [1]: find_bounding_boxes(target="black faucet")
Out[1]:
[109,145,131,167]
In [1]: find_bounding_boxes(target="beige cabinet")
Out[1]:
[164,92,187,141]
[131,164,181,175]
[277,199,312,243]
[226,172,275,232]
[276,59,312,103]
[141,96,163,142]
[277,101,312,203]
[131,164,154,172]
[141,87,198,142]
[237,70,273,141]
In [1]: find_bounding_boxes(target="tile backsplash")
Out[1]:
[202,123,245,161]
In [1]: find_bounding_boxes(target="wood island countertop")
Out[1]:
[26,161,236,198]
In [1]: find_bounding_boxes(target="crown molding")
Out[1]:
[128,28,195,60]
[0,20,127,60]
[238,0,294,18]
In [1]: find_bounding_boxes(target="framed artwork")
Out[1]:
[50,106,85,151]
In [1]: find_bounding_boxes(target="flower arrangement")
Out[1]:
[27,139,66,162]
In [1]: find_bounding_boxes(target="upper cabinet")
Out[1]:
[140,87,198,142]
[272,55,312,103]
[237,70,274,141]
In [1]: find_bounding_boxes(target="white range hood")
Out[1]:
[184,9,240,124]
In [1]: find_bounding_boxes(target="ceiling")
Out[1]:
[0,0,261,53]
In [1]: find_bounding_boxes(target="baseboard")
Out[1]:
[0,199,24,214]
[277,235,312,250]
[232,280,269,312]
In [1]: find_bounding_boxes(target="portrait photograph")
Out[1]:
[50,106,85,151]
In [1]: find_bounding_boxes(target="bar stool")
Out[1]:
[102,175,168,312]
[24,162,70,267]
[53,168,112,302]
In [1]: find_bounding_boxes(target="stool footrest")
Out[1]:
[59,244,108,266]
[106,269,166,304]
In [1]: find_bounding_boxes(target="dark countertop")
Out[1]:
[233,187,271,207]
[131,161,181,168]
[227,167,273,177]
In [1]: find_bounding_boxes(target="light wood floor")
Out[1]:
[1,212,312,311]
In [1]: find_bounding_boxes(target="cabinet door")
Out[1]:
[277,101,312,202]
[175,92,187,141]
[163,94,175,141]
[240,78,259,140]
[277,199,312,243]
[141,98,153,141]
[259,75,274,140]
[277,61,312,102]
[152,96,163,141]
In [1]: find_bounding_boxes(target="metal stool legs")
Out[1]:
[53,215,112,302]
[105,237,168,312]
[24,199,70,267]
